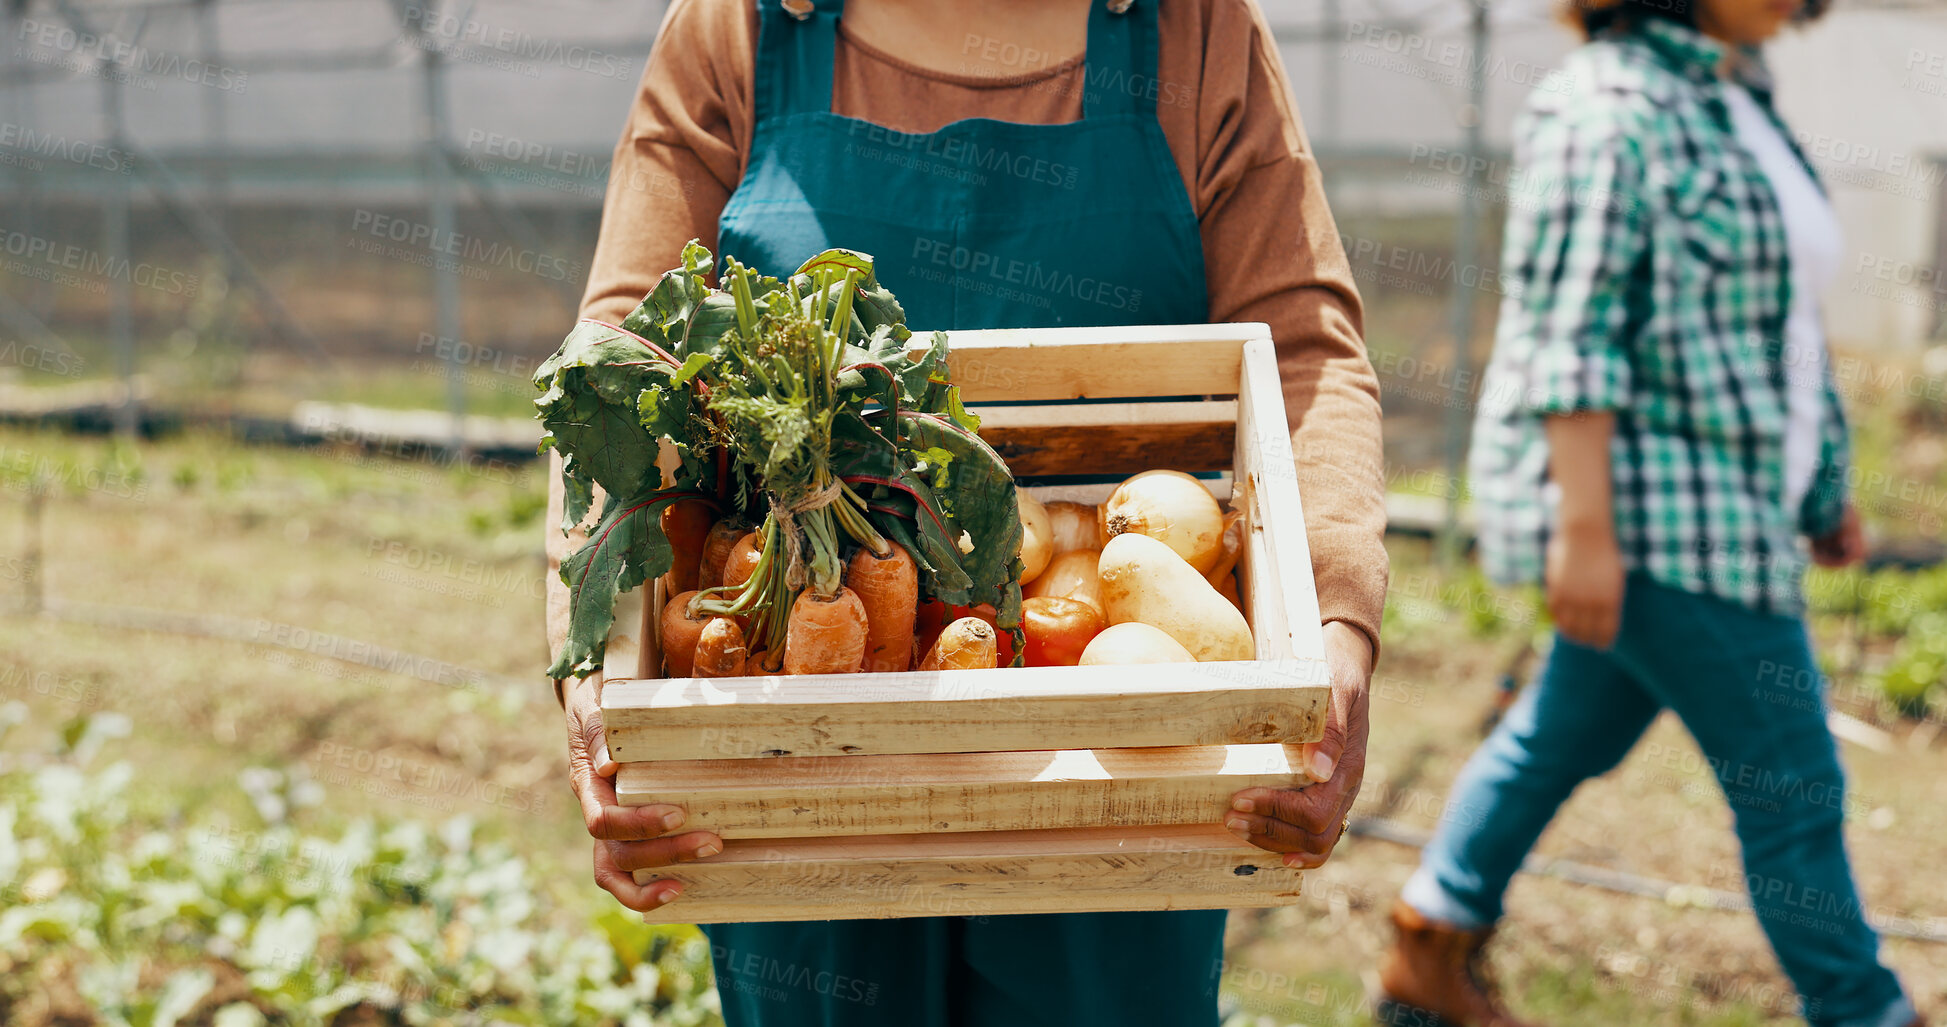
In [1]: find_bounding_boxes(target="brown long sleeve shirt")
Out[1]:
[548,0,1388,683]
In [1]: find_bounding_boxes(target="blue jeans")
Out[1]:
[1402,575,1914,1027]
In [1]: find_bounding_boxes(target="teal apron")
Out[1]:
[708,1,1222,1023]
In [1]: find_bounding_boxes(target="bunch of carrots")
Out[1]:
[535,243,1024,681]
[655,500,1002,677]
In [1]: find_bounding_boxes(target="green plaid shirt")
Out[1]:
[1469,18,1850,616]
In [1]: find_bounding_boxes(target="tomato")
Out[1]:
[1020,596,1104,668]
[913,599,950,667]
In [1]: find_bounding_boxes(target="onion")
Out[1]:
[1018,491,1053,584]
[1098,469,1225,574]
[1045,501,1102,553]
[1024,548,1104,615]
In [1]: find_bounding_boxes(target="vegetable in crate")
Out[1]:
[534,241,1024,678]
[1097,532,1253,662]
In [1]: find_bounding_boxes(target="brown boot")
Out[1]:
[1375,899,1539,1027]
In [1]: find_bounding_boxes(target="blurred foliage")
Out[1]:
[1807,563,1947,719]
[1382,544,1544,644]
[0,705,719,1027]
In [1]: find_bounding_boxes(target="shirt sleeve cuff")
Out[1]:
[1519,345,1631,415]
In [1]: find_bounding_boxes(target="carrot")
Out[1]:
[698,518,746,591]
[750,648,785,674]
[661,499,715,594]
[722,531,763,590]
[848,545,917,672]
[659,590,709,677]
[957,602,1016,665]
[782,587,869,675]
[919,616,998,671]
[693,617,748,677]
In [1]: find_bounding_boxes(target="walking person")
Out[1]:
[1374,1,1924,1025]
[545,1,1390,1023]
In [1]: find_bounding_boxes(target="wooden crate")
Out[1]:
[601,323,1329,923]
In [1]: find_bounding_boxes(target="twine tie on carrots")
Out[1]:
[772,481,845,592]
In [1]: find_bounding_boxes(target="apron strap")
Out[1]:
[754,0,844,123]
[1080,0,1155,120]
[753,0,1158,123]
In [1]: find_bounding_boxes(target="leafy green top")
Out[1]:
[535,242,1022,678]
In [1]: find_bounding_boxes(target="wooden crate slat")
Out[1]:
[633,824,1301,923]
[644,890,1299,923]
[936,325,1254,401]
[601,663,1328,762]
[603,585,650,680]
[1026,476,1232,505]
[1234,335,1328,674]
[615,742,1316,838]
[976,400,1237,477]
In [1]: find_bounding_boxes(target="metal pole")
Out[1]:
[104,46,137,439]
[1439,0,1490,566]
[197,0,227,233]
[420,17,467,455]
[1319,0,1340,147]
[23,477,45,616]
[3,2,47,315]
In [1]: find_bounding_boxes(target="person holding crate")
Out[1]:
[543,0,1389,1023]
[1376,1,1924,1026]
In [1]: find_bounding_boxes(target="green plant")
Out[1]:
[1875,612,1947,718]
[0,705,719,1027]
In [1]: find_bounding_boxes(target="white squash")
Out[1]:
[1096,532,1253,662]
[1078,622,1197,665]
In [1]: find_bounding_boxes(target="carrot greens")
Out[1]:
[535,242,1022,678]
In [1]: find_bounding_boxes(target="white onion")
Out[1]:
[1098,469,1224,573]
